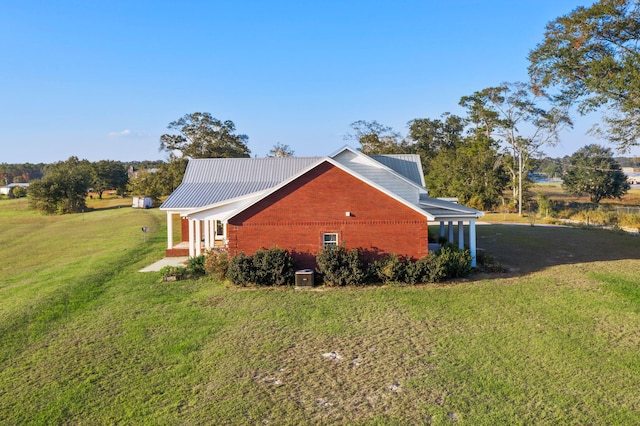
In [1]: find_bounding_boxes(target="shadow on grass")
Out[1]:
[83,205,133,212]
[474,224,640,277]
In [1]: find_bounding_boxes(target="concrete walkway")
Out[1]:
[139,257,189,272]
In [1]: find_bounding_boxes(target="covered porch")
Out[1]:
[432,218,479,267]
[164,210,228,257]
[420,197,484,267]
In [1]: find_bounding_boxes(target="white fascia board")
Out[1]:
[331,145,428,193]
[185,188,272,216]
[420,208,485,220]
[160,207,192,215]
[188,196,261,221]
[420,198,484,217]
[185,191,269,221]
[328,144,354,158]
[427,213,483,221]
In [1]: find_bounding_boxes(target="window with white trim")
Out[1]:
[215,220,225,239]
[323,233,338,249]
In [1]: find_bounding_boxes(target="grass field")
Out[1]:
[533,184,640,206]
[1,198,640,424]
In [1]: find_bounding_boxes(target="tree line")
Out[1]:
[17,0,640,213]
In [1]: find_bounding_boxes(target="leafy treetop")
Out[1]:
[268,143,295,157]
[528,0,640,151]
[562,144,630,203]
[160,112,251,159]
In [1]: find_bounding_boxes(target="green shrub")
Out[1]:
[316,245,365,286]
[570,209,618,226]
[376,253,408,284]
[422,255,448,283]
[226,247,295,286]
[11,186,27,198]
[227,252,255,286]
[187,255,206,276]
[404,257,426,284]
[252,247,294,286]
[159,265,187,282]
[619,213,640,230]
[205,249,230,281]
[370,251,457,285]
[437,244,472,279]
[537,192,556,218]
[467,195,486,211]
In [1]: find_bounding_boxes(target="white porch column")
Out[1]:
[458,221,464,249]
[448,221,454,243]
[470,219,477,267]
[209,219,216,248]
[439,221,445,239]
[204,220,211,250]
[188,219,196,258]
[166,212,173,250]
[212,220,216,246]
[195,220,202,256]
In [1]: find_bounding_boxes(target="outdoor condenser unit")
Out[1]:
[295,269,314,287]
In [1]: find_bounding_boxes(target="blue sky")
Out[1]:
[2,0,635,163]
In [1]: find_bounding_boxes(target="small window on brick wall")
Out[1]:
[323,233,338,248]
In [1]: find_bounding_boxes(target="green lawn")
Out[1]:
[1,198,640,424]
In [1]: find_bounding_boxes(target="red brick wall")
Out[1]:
[181,217,189,242]
[227,162,428,268]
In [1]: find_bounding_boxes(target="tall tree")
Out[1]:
[159,112,251,159]
[346,120,407,154]
[562,144,629,203]
[407,114,465,165]
[28,157,93,214]
[268,143,294,157]
[529,0,640,151]
[91,160,128,199]
[0,163,45,185]
[425,134,507,210]
[127,158,188,203]
[460,82,571,215]
[535,157,563,179]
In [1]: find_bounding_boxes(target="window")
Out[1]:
[323,233,338,249]
[215,220,224,239]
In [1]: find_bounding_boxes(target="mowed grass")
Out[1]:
[1,199,640,424]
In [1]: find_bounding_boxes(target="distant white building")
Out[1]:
[0,183,29,196]
[628,174,640,185]
[132,196,153,209]
[623,167,640,185]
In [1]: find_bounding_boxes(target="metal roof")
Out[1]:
[161,157,321,209]
[181,157,323,183]
[370,154,425,187]
[332,148,422,202]
[161,148,483,221]
[418,194,484,220]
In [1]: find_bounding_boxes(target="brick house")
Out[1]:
[160,146,483,267]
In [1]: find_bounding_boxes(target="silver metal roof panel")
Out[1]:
[370,154,425,186]
[161,157,322,209]
[182,157,322,183]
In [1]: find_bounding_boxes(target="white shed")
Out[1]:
[132,196,153,209]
